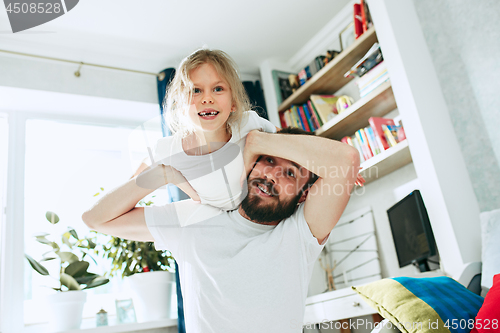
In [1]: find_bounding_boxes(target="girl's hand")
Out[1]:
[243,130,264,176]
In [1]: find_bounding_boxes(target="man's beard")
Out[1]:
[240,179,302,223]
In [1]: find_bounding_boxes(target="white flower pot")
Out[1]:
[126,271,176,322]
[45,290,87,332]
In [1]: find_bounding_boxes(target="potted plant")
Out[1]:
[26,211,109,331]
[92,194,177,322]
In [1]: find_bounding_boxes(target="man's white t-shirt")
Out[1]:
[153,111,276,211]
[145,200,325,333]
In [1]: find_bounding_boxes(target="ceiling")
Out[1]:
[0,0,350,75]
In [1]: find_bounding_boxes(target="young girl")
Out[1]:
[151,49,276,213]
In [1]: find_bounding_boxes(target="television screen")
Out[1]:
[387,190,437,271]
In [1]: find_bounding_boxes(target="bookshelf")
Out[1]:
[278,27,378,113]
[359,140,411,183]
[315,81,396,140]
[276,27,412,184]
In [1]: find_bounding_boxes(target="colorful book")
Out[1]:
[382,124,398,147]
[355,130,373,161]
[305,102,320,129]
[297,106,311,132]
[302,104,316,131]
[290,106,301,128]
[307,100,323,127]
[310,95,339,124]
[368,117,395,150]
[364,126,380,155]
[351,135,365,163]
[292,106,305,130]
[360,128,374,159]
[298,69,308,86]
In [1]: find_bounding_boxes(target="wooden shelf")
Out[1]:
[315,81,396,140]
[359,140,412,184]
[278,27,378,112]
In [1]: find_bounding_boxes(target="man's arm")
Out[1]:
[82,164,180,241]
[245,131,360,244]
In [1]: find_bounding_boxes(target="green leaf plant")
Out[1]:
[91,189,175,278]
[25,212,109,292]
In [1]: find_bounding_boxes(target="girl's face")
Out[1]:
[187,63,235,137]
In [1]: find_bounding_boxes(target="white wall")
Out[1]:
[411,0,500,212]
[0,53,159,104]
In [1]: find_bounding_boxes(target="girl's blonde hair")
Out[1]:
[164,49,252,137]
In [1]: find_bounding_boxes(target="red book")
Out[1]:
[368,117,395,150]
[341,137,354,147]
[360,0,368,32]
[278,111,287,128]
[354,3,363,39]
[297,106,311,132]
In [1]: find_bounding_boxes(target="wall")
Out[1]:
[0,53,159,104]
[412,0,500,212]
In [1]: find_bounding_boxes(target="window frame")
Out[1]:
[0,87,161,332]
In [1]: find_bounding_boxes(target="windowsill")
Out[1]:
[24,316,177,333]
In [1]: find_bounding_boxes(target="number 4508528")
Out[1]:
[5,2,62,14]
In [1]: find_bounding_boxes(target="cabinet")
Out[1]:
[303,287,376,325]
[276,27,412,184]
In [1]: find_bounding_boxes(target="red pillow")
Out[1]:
[473,273,500,333]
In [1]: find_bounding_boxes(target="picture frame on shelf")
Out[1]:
[115,299,137,324]
[271,70,295,105]
[339,22,355,52]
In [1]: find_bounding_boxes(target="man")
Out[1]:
[82,128,360,332]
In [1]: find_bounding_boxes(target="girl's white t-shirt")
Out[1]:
[153,111,276,211]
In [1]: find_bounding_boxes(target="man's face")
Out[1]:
[240,155,311,224]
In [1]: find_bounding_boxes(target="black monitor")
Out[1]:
[387,190,438,272]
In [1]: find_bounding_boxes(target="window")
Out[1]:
[23,119,167,324]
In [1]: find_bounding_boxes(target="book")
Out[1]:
[309,95,339,124]
[307,100,323,127]
[356,61,387,90]
[359,128,374,159]
[284,110,293,127]
[297,106,311,132]
[359,73,390,98]
[290,106,301,128]
[298,69,308,86]
[360,0,368,33]
[351,135,365,163]
[355,129,373,160]
[279,111,287,128]
[354,3,363,39]
[368,117,395,150]
[305,101,321,129]
[365,126,380,155]
[302,103,316,131]
[341,136,355,148]
[386,124,404,143]
[345,43,384,78]
[382,124,398,147]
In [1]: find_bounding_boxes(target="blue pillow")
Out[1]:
[352,276,484,333]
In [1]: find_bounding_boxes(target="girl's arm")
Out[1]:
[134,157,200,202]
[82,164,181,241]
